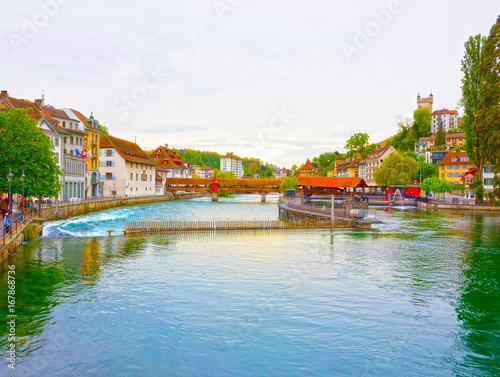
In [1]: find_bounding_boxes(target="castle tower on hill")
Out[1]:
[417,93,433,112]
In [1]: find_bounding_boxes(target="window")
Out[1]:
[460,157,469,162]
[55,138,59,147]
[106,150,113,157]
[441,173,444,178]
[70,150,73,156]
[136,174,138,181]
[131,173,133,180]
[105,161,114,167]
[70,136,74,144]
[106,173,113,180]
[484,166,494,173]
[484,178,494,185]
[69,122,73,129]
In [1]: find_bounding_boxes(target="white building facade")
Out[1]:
[220,154,244,178]
[99,135,156,197]
[431,109,458,133]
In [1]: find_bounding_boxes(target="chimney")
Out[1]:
[164,143,169,148]
[1,90,7,97]
[34,99,43,109]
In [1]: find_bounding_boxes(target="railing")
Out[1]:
[1,210,32,247]
[124,218,338,234]
[33,193,168,208]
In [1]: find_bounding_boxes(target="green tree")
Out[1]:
[248,162,259,176]
[0,108,63,198]
[435,125,446,148]
[386,116,414,152]
[461,34,487,189]
[416,162,439,182]
[476,15,500,205]
[420,177,454,194]
[345,132,377,158]
[279,176,298,194]
[374,152,418,186]
[312,151,343,176]
[413,107,432,137]
[213,169,236,178]
[447,128,459,134]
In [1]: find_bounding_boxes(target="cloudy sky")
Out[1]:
[1,0,498,167]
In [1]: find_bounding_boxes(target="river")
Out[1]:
[1,194,499,376]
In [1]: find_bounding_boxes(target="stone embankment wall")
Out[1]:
[417,201,500,211]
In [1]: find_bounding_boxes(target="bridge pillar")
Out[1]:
[260,193,268,203]
[211,192,219,202]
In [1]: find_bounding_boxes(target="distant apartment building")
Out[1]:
[431,109,458,133]
[427,132,465,150]
[273,168,292,179]
[438,152,475,185]
[99,135,156,196]
[221,153,244,178]
[425,150,449,165]
[483,164,496,192]
[195,166,213,178]
[358,160,367,181]
[365,146,397,187]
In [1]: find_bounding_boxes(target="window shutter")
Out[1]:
[99,161,103,167]
[112,161,115,167]
[99,150,102,156]
[112,175,116,180]
[100,174,106,180]
[112,150,115,156]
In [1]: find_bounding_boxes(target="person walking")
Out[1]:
[4,210,12,234]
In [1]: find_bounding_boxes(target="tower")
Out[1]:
[417,93,433,112]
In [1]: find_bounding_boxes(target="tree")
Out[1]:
[345,132,377,158]
[312,152,343,176]
[248,162,259,176]
[373,152,418,186]
[416,162,439,182]
[461,34,487,189]
[476,15,500,205]
[404,150,418,161]
[212,169,236,178]
[413,107,432,137]
[386,116,415,152]
[420,177,454,195]
[435,125,446,148]
[447,128,459,134]
[279,176,298,194]
[0,108,63,198]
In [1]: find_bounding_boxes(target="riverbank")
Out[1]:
[417,201,500,211]
[0,191,209,263]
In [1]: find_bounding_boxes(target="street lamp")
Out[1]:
[7,168,13,213]
[21,170,25,212]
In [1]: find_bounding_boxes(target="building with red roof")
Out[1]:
[431,109,458,134]
[99,135,157,197]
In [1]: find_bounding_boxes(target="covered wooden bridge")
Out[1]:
[297,176,369,197]
[165,178,282,201]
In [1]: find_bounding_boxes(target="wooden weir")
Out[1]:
[115,219,348,235]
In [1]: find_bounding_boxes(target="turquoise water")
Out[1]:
[1,194,500,376]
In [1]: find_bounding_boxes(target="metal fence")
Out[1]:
[1,211,32,246]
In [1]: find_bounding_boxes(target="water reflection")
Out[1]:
[0,206,499,376]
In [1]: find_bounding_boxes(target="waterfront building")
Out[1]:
[438,151,475,185]
[0,91,69,199]
[431,109,458,134]
[358,159,367,181]
[335,156,363,178]
[42,105,87,200]
[427,132,465,150]
[99,135,156,197]
[417,93,433,112]
[195,166,213,178]
[220,153,244,178]
[327,159,345,177]
[150,144,193,178]
[365,146,397,187]
[299,159,321,177]
[66,110,103,198]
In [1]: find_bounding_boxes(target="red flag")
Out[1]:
[81,149,88,158]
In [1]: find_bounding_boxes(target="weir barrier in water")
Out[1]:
[113,218,354,235]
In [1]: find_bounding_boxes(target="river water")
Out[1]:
[1,194,499,376]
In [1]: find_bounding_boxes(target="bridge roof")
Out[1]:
[297,176,368,189]
[165,178,281,186]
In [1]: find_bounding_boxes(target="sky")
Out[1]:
[1,0,498,168]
